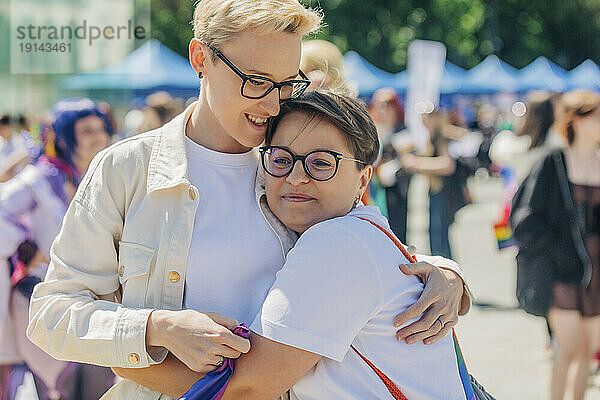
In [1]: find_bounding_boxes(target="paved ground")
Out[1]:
[407,174,600,400]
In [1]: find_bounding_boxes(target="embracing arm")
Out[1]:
[391,246,473,344]
[113,354,203,399]
[222,332,320,399]
[114,332,319,399]
[413,253,473,314]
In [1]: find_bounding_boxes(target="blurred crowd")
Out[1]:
[0,92,189,400]
[0,38,599,400]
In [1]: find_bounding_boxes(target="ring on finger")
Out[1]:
[436,317,445,329]
[215,356,224,368]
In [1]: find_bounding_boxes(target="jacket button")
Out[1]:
[118,265,125,277]
[128,353,140,365]
[188,188,196,200]
[169,271,180,283]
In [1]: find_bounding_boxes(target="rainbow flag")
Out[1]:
[494,220,516,249]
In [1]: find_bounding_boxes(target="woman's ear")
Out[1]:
[357,165,373,200]
[189,38,208,78]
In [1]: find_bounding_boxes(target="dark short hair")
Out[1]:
[266,90,379,169]
[0,115,10,126]
[519,92,554,150]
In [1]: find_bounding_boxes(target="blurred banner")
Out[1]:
[405,40,446,154]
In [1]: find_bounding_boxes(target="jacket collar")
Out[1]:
[146,102,196,193]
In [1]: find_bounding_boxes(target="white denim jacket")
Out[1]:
[27,103,471,400]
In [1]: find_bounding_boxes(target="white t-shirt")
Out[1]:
[251,205,465,400]
[183,136,285,324]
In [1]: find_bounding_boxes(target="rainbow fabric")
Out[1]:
[453,330,476,400]
[494,201,516,250]
[494,167,518,250]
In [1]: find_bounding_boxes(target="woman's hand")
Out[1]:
[394,262,464,345]
[146,310,251,373]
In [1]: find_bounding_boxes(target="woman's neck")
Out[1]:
[565,143,600,186]
[568,139,600,158]
[186,98,251,154]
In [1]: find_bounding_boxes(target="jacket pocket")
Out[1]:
[117,242,155,308]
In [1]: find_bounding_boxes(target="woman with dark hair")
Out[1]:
[114,90,474,400]
[0,98,115,400]
[520,92,555,150]
[511,90,600,400]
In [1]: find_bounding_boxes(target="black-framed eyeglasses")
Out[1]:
[259,146,366,182]
[207,44,311,100]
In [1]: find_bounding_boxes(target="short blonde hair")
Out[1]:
[300,40,345,89]
[193,0,323,52]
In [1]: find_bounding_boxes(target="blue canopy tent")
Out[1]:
[393,70,408,93]
[517,56,568,93]
[343,51,397,96]
[440,62,468,94]
[393,61,467,95]
[567,59,600,91]
[60,39,199,98]
[461,55,519,94]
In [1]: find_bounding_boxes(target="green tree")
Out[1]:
[495,0,600,69]
[149,0,600,72]
[150,0,196,60]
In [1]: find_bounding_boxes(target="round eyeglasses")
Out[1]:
[208,44,311,100]
[259,146,366,182]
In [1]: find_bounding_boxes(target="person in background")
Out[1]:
[368,87,412,243]
[511,90,600,400]
[491,93,562,349]
[490,91,564,184]
[138,91,185,133]
[98,101,120,140]
[0,116,29,183]
[0,98,116,400]
[15,114,41,162]
[400,110,465,259]
[300,39,348,93]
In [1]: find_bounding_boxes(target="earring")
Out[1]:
[198,71,203,79]
[353,196,361,207]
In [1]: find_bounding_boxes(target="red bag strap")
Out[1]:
[355,217,417,263]
[349,216,415,400]
[350,344,408,400]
